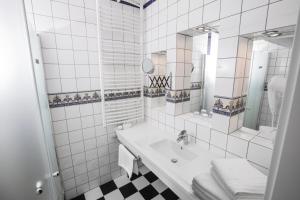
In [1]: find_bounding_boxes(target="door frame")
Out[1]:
[265,9,300,200]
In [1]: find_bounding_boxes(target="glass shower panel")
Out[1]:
[244,51,269,130]
[29,31,64,199]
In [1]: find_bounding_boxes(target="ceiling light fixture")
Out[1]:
[263,30,282,37]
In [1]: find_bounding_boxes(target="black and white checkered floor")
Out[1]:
[71,166,180,200]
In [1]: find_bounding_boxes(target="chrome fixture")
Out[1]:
[177,130,188,145]
[195,26,211,33]
[263,30,282,37]
[35,180,43,195]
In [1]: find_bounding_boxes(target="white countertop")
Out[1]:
[117,122,220,200]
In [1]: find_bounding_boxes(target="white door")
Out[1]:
[0,1,60,199]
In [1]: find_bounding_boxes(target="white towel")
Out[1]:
[211,159,266,200]
[118,144,139,178]
[192,172,231,200]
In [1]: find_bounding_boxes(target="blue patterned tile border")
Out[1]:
[166,89,190,103]
[190,82,203,90]
[111,0,139,8]
[212,95,247,116]
[104,90,141,101]
[48,90,101,108]
[143,0,156,9]
[144,86,166,98]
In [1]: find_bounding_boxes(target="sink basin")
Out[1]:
[150,139,197,166]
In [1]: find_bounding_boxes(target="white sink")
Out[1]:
[150,139,197,167]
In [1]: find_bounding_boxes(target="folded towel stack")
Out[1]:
[192,159,267,200]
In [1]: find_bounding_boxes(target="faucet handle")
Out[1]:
[178,130,187,136]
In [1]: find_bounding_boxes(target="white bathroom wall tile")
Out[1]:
[237,112,244,128]
[77,78,91,91]
[266,0,299,30]
[235,58,246,77]
[83,127,96,140]
[229,114,238,133]
[218,37,238,58]
[188,6,203,28]
[210,145,226,157]
[57,50,74,64]
[216,58,236,78]
[247,142,272,168]
[214,77,234,97]
[39,33,56,48]
[53,120,68,134]
[237,37,248,58]
[212,113,230,133]
[174,116,185,130]
[159,0,168,10]
[242,0,269,11]
[167,3,177,21]
[203,0,220,23]
[41,64,58,80]
[32,0,52,16]
[85,9,97,24]
[71,21,87,36]
[185,120,197,137]
[70,5,85,22]
[57,145,71,158]
[251,136,273,149]
[210,129,228,149]
[219,14,240,39]
[69,130,83,144]
[233,78,243,97]
[65,105,81,119]
[67,118,82,131]
[71,141,85,154]
[225,152,241,158]
[59,156,73,170]
[72,36,88,50]
[81,116,95,128]
[56,34,73,50]
[61,78,77,92]
[189,0,203,10]
[196,124,211,142]
[177,0,189,16]
[55,133,70,147]
[51,1,69,19]
[240,6,268,35]
[242,77,248,95]
[80,104,94,116]
[60,65,76,78]
[176,49,185,62]
[220,0,242,18]
[53,18,71,34]
[176,34,186,49]
[42,49,58,64]
[46,79,62,93]
[69,0,84,7]
[74,51,89,64]
[51,107,66,121]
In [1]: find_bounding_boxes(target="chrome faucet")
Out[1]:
[177,130,188,145]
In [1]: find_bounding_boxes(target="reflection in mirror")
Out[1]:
[190,32,218,115]
[243,27,295,136]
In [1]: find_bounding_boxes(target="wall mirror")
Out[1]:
[243,26,295,137]
[179,27,219,116]
[142,58,155,74]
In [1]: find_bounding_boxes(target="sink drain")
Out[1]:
[171,158,178,163]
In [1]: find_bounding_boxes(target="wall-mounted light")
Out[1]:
[263,30,282,37]
[195,26,211,33]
